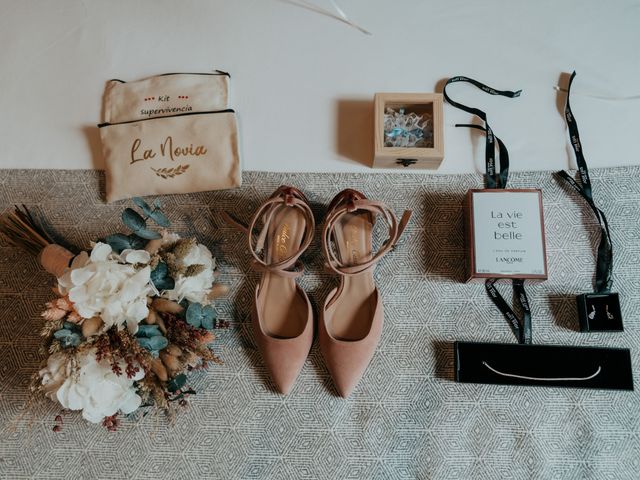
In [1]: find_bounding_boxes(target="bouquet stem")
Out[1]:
[39,244,75,277]
[1,205,74,277]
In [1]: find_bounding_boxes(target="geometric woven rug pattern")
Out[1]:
[0,168,638,479]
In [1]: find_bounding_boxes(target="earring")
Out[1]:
[606,305,614,320]
[588,305,596,320]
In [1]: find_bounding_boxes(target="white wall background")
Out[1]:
[1,0,639,173]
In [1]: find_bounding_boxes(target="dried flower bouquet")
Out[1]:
[1,198,228,428]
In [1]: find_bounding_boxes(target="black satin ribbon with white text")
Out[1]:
[444,76,532,344]
[556,71,613,294]
[443,76,521,188]
[485,278,532,344]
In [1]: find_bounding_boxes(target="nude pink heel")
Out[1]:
[224,186,315,394]
[319,189,411,397]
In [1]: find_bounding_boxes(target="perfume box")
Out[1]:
[373,93,444,169]
[577,292,623,332]
[454,341,634,390]
[464,189,548,280]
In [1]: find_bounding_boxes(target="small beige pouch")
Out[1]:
[99,110,241,202]
[104,72,230,123]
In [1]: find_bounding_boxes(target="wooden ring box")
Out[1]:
[373,93,444,169]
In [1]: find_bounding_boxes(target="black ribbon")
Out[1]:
[556,71,613,294]
[443,76,521,189]
[456,123,510,186]
[444,76,532,344]
[485,278,532,344]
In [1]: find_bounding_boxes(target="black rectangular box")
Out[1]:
[576,292,623,332]
[454,341,633,390]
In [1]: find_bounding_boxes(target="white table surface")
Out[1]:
[1,0,639,173]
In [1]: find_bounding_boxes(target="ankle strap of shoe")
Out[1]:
[322,192,412,276]
[223,186,315,277]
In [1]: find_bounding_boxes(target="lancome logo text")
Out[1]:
[496,256,523,264]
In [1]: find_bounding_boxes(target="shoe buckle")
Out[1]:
[346,192,358,212]
[281,187,296,207]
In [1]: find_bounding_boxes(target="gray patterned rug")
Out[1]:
[0,168,639,480]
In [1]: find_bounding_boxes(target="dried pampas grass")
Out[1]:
[0,205,53,256]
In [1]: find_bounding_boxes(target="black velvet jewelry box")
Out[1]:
[454,341,633,390]
[576,292,623,332]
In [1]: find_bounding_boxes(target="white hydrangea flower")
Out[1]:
[41,349,144,424]
[39,352,70,401]
[162,242,216,304]
[58,242,153,333]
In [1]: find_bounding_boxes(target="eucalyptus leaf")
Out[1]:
[137,324,161,338]
[135,227,162,240]
[122,208,146,232]
[150,262,169,282]
[186,303,203,328]
[201,305,216,330]
[60,333,81,348]
[148,209,170,227]
[136,335,169,357]
[54,329,81,347]
[105,233,133,253]
[53,329,73,339]
[63,321,79,331]
[148,335,169,351]
[137,334,168,352]
[201,316,215,330]
[153,277,175,290]
[132,197,152,215]
[127,234,148,250]
[136,337,153,350]
[185,303,217,329]
[167,373,187,392]
[154,199,163,208]
[203,305,216,321]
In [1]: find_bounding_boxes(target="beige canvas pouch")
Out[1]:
[99,110,241,202]
[103,71,230,123]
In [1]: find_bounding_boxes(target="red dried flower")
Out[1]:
[102,414,120,432]
[111,361,122,376]
[125,359,140,379]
